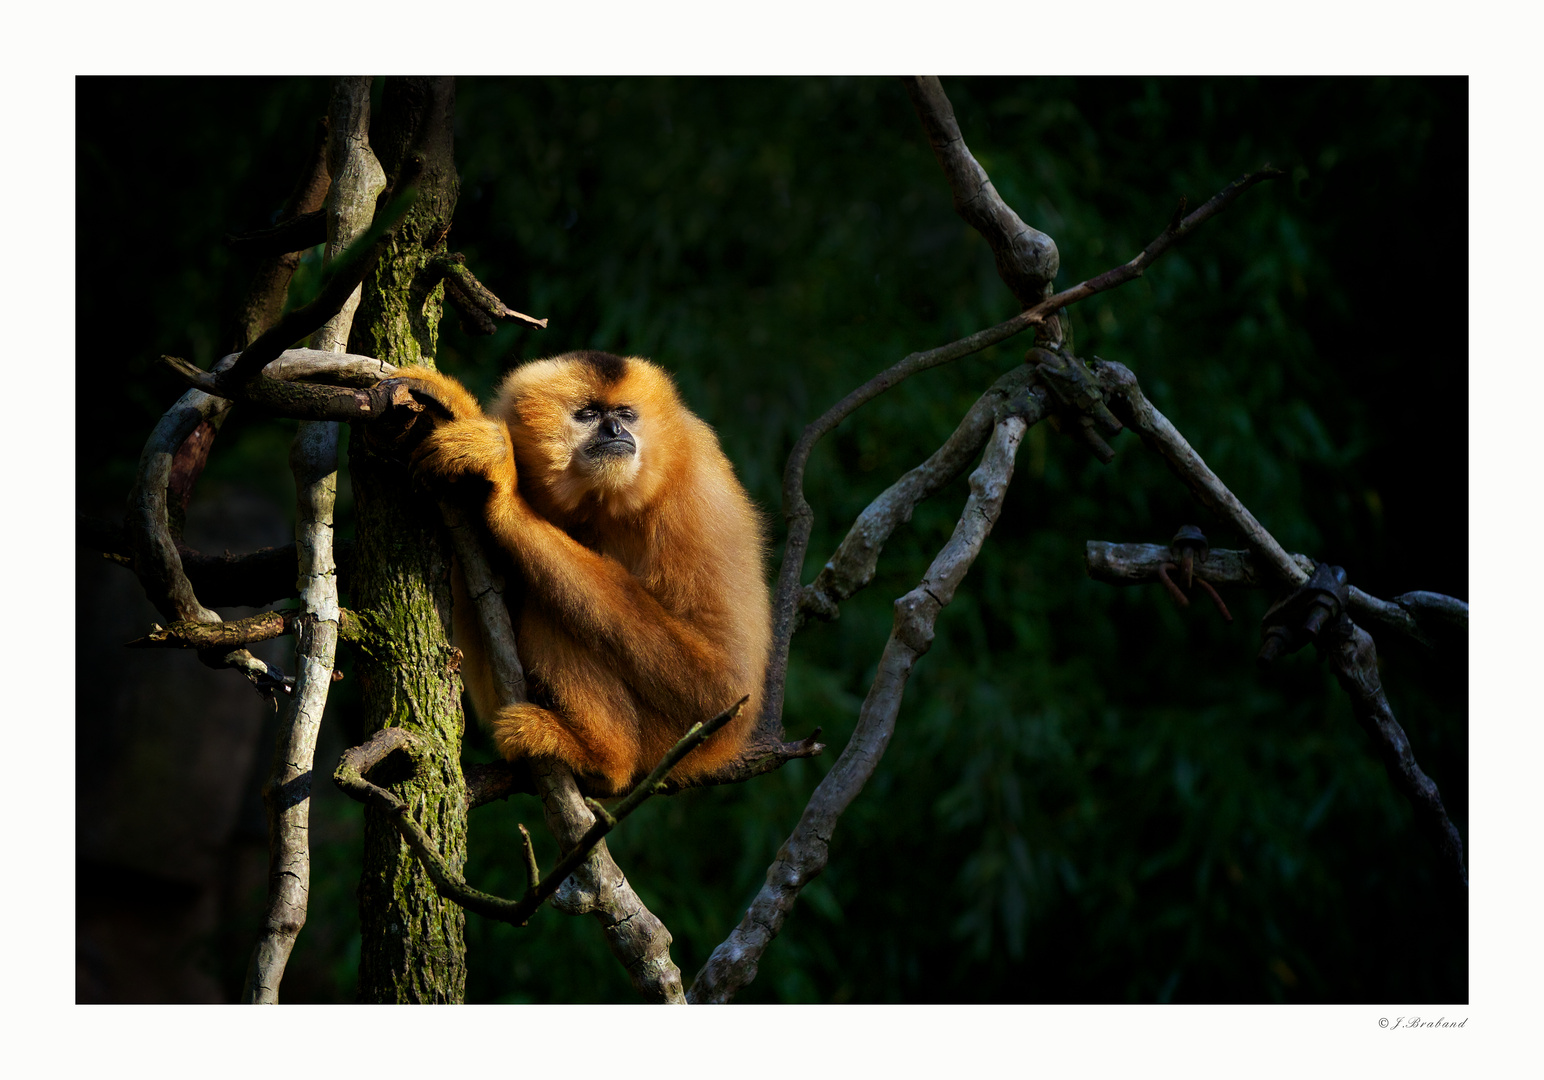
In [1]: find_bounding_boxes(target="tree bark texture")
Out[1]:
[347,76,471,1004]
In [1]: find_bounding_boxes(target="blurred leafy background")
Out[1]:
[76,76,1466,1003]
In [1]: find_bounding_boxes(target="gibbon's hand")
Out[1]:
[411,414,517,490]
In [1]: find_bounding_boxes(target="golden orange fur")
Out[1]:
[399,351,771,794]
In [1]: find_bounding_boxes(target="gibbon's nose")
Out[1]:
[601,416,623,438]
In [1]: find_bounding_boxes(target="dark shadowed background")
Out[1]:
[76,76,1466,1003]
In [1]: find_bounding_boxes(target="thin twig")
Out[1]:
[1038,167,1284,316]
[425,253,549,331]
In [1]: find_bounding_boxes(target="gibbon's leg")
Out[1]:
[497,607,644,794]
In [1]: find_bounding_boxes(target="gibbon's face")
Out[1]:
[567,397,642,491]
[497,352,686,517]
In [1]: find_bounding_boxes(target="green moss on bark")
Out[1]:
[346,76,470,1004]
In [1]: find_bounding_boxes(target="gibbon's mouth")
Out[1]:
[585,432,636,460]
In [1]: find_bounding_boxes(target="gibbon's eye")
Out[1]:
[575,405,601,422]
[614,406,637,423]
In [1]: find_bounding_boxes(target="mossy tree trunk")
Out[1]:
[346,77,470,1004]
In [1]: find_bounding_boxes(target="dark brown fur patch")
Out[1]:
[564,350,628,386]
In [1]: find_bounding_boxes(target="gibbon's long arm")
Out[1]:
[484,475,741,718]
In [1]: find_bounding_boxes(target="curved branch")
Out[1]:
[691,413,1029,1004]
[902,75,1059,304]
[82,513,357,610]
[762,165,1281,733]
[126,354,289,695]
[763,318,1045,733]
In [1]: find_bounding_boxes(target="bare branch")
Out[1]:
[690,413,1029,1004]
[1091,359,1306,588]
[1085,541,1466,650]
[902,76,1059,304]
[160,353,438,424]
[232,116,332,348]
[226,209,328,256]
[762,166,1278,735]
[126,354,289,695]
[425,253,549,332]
[1322,621,1467,887]
[127,607,356,650]
[800,364,1048,626]
[764,318,1044,734]
[1038,167,1284,316]
[245,78,377,1004]
[81,512,357,610]
[219,156,421,387]
[335,702,741,936]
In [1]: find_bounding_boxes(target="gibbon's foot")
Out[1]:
[411,415,516,487]
[491,702,637,796]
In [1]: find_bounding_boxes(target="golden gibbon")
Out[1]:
[398,351,771,794]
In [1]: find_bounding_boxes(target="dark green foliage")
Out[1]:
[78,76,1465,1003]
